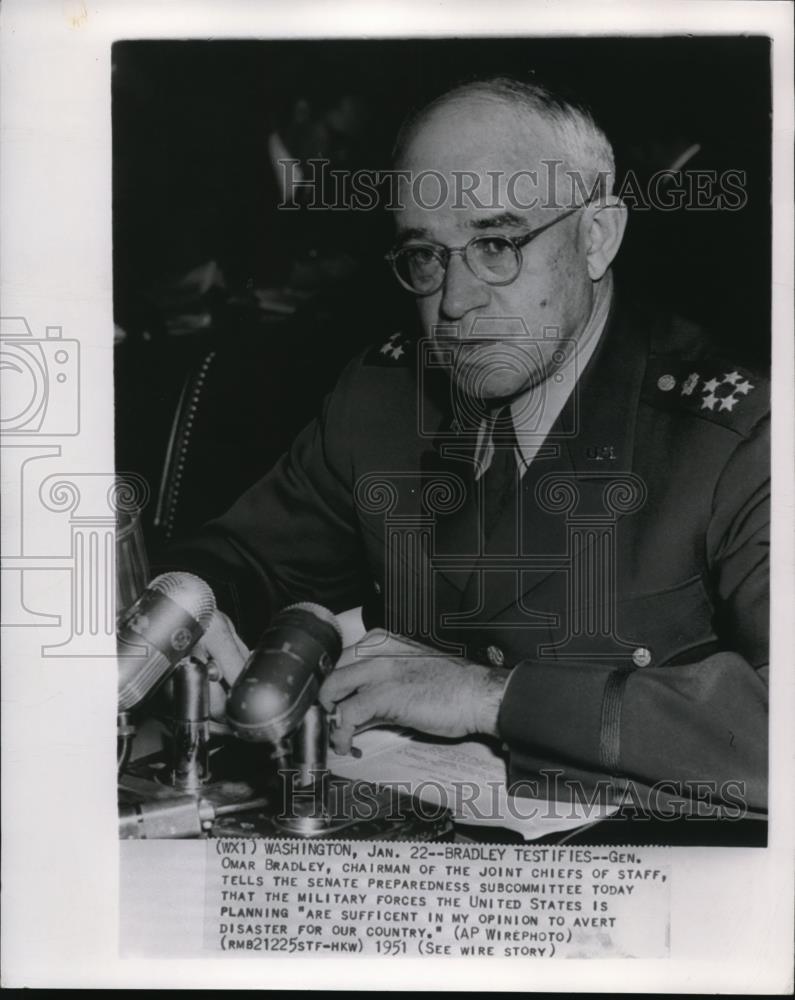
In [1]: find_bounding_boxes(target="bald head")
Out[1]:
[394,76,615,207]
[387,75,628,401]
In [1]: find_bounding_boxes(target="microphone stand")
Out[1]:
[275,705,333,836]
[116,711,135,775]
[170,656,213,791]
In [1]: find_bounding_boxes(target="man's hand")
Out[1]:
[193,610,250,720]
[318,629,511,756]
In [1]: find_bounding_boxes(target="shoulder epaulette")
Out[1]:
[363,331,415,367]
[643,355,770,437]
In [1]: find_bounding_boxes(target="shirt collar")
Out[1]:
[511,271,614,467]
[473,271,615,477]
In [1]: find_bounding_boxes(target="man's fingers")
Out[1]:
[319,658,386,711]
[329,719,356,756]
[328,694,385,756]
[200,611,250,686]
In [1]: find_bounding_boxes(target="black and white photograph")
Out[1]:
[113,34,771,847]
[1,0,793,991]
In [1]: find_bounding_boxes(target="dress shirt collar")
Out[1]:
[473,270,615,478]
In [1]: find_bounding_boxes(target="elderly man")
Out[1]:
[172,77,769,823]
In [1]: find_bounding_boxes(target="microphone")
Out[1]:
[117,572,216,711]
[226,602,343,745]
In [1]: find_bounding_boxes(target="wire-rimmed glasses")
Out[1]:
[385,206,583,296]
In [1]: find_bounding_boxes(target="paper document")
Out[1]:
[330,727,617,840]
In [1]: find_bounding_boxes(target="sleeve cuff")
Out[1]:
[496,658,629,774]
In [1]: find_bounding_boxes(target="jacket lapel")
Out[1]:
[377,299,650,638]
[564,297,647,476]
[469,296,651,625]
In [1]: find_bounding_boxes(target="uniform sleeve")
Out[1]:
[497,417,770,812]
[164,357,369,645]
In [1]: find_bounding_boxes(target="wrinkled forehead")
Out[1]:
[399,96,559,170]
[395,96,563,215]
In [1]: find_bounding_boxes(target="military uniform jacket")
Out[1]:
[172,295,769,813]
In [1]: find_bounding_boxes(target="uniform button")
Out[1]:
[373,581,382,595]
[632,646,652,667]
[486,644,505,667]
[657,374,676,392]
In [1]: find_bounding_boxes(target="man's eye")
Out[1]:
[404,246,436,265]
[476,237,512,256]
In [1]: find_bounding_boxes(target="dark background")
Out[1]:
[112,36,772,557]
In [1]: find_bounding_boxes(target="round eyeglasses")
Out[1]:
[385,207,582,296]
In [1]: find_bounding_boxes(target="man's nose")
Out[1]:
[438,253,491,322]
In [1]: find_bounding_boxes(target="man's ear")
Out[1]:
[583,196,628,280]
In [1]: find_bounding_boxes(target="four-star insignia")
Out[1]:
[656,369,756,411]
[647,360,764,430]
[700,371,755,411]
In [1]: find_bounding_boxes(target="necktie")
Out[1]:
[481,406,519,541]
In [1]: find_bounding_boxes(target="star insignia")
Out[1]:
[369,332,413,367]
[692,369,756,417]
[377,332,408,360]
